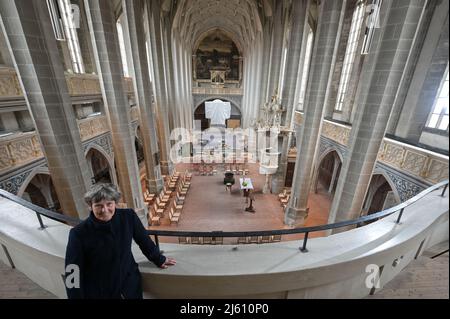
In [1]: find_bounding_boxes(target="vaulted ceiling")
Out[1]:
[172,0,267,52]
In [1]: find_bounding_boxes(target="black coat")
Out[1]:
[65,208,165,299]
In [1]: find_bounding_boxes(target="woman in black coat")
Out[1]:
[65,183,176,299]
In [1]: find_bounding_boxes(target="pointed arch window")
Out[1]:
[426,67,449,131]
[335,1,365,112]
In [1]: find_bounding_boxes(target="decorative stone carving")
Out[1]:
[192,87,243,95]
[321,120,351,147]
[375,163,427,202]
[0,132,44,174]
[426,158,449,183]
[65,73,101,96]
[83,133,113,158]
[0,160,47,195]
[0,68,23,97]
[377,138,449,185]
[78,115,109,141]
[319,136,347,161]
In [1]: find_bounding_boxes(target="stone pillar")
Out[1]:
[123,0,163,194]
[272,0,310,194]
[285,0,346,226]
[392,0,449,143]
[328,0,427,230]
[84,0,146,215]
[146,0,173,175]
[266,1,287,98]
[0,0,91,218]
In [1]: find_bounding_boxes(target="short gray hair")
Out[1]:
[84,183,121,206]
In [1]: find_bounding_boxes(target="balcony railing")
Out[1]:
[0,67,133,98]
[77,115,109,141]
[192,87,243,95]
[1,179,447,253]
[293,111,449,185]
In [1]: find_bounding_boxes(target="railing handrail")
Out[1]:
[0,189,81,225]
[0,180,448,245]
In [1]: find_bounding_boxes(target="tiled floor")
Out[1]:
[147,163,332,244]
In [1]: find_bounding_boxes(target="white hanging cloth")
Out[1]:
[205,99,231,125]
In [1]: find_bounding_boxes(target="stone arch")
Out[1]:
[17,168,60,211]
[194,95,242,112]
[371,169,402,204]
[84,144,117,185]
[314,149,343,195]
[193,28,244,57]
[312,147,345,193]
[194,98,242,130]
[17,166,50,198]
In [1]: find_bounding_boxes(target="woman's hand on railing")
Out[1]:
[159,257,176,269]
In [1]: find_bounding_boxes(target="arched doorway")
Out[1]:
[22,174,61,212]
[194,99,242,131]
[362,174,400,215]
[315,150,342,196]
[86,148,112,184]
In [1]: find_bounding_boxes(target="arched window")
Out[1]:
[426,66,449,131]
[297,26,314,111]
[335,1,365,112]
[116,17,130,77]
[58,0,84,73]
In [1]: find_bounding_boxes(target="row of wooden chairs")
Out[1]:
[169,171,192,225]
[238,235,282,244]
[148,171,182,225]
[178,236,224,245]
[224,164,249,176]
[177,234,282,245]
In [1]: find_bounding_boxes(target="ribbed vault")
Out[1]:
[172,0,266,52]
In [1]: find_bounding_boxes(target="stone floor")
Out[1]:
[147,163,332,244]
[367,242,449,299]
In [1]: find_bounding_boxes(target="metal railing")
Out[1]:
[1,179,448,253]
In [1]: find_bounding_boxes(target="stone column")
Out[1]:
[328,0,427,230]
[285,0,346,226]
[0,0,91,218]
[123,0,163,194]
[84,0,146,215]
[146,0,173,175]
[266,1,287,98]
[272,0,310,194]
[392,0,449,143]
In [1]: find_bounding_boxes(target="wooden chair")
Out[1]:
[152,202,164,217]
[271,234,282,242]
[178,236,189,244]
[213,236,223,245]
[172,199,183,212]
[176,192,185,204]
[202,237,212,244]
[169,208,180,225]
[190,237,201,244]
[249,236,260,244]
[148,211,160,226]
[260,235,271,243]
[237,237,248,244]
